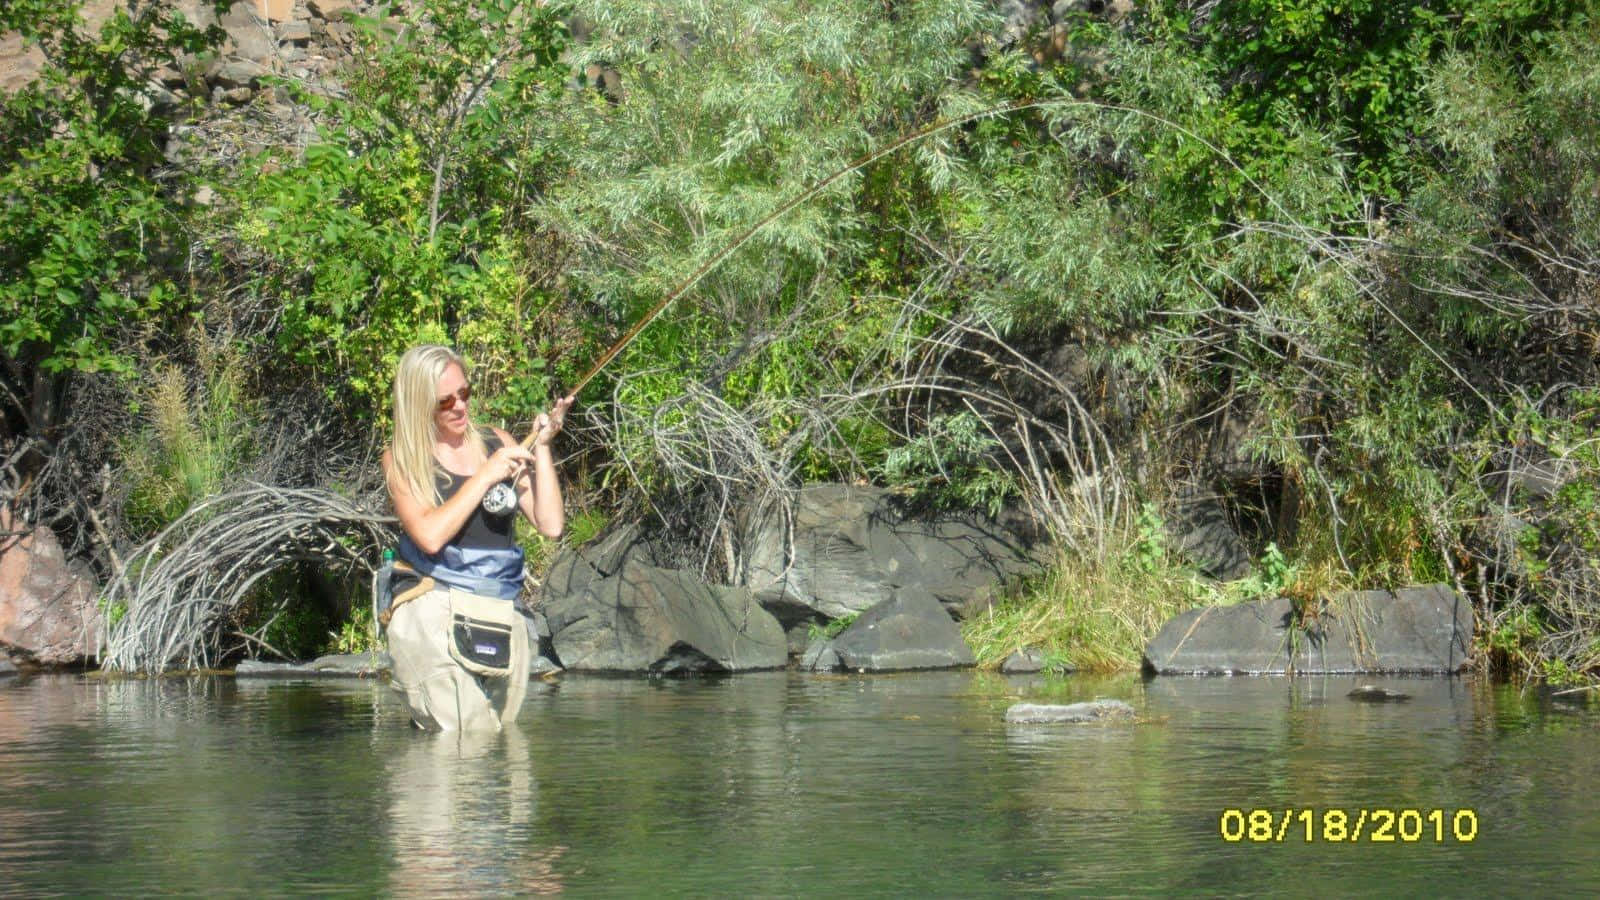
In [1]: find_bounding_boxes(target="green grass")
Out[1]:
[962,533,1358,673]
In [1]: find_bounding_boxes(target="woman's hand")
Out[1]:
[531,395,575,448]
[485,444,537,481]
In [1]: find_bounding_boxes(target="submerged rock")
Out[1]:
[1143,584,1473,675]
[0,656,17,679]
[1001,648,1046,674]
[235,651,392,678]
[1347,685,1411,703]
[1004,699,1136,724]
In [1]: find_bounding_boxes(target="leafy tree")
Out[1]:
[1166,0,1586,195]
[0,1,222,386]
[229,0,572,420]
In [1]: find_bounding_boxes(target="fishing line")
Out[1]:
[523,89,1497,444]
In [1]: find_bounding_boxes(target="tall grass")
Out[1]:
[121,346,253,535]
[963,545,1205,673]
[963,510,1361,673]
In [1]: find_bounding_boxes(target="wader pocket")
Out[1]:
[447,590,517,677]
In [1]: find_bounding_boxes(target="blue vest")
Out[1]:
[397,535,525,601]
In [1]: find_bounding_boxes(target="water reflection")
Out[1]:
[385,726,567,896]
[1,670,1598,894]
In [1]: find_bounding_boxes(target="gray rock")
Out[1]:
[1001,647,1045,674]
[526,609,552,642]
[544,560,786,674]
[800,638,840,672]
[1167,491,1252,581]
[740,484,1039,625]
[528,654,562,677]
[0,520,101,667]
[0,656,17,678]
[235,651,391,678]
[220,5,276,61]
[829,591,976,672]
[212,59,269,88]
[1143,584,1473,675]
[542,523,662,602]
[997,1,1045,44]
[308,0,356,20]
[1050,0,1087,22]
[1506,457,1578,501]
[1004,699,1136,724]
[276,21,312,43]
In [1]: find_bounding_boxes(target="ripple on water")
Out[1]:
[1,670,1599,894]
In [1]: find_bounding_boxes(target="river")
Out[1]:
[1,669,1596,895]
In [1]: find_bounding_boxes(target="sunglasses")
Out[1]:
[436,385,471,411]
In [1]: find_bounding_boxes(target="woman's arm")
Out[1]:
[384,444,535,555]
[507,395,573,540]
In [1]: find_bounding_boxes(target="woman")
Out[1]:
[382,344,574,732]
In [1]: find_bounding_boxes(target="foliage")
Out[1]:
[1126,502,1168,575]
[327,599,379,656]
[1166,0,1587,195]
[540,0,994,490]
[878,412,1018,515]
[807,613,859,644]
[230,0,572,420]
[0,1,221,378]
[964,540,1208,673]
[121,340,255,534]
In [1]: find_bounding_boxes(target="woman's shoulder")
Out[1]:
[484,425,517,451]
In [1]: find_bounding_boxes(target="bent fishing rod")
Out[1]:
[516,86,1483,455]
[517,94,1113,456]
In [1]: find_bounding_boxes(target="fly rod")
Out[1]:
[517,88,1335,451]
[516,97,1068,449]
[555,96,1095,399]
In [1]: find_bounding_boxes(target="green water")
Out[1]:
[1,670,1596,895]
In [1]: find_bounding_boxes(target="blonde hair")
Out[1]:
[390,344,487,508]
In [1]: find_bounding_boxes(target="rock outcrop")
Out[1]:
[543,559,787,674]
[739,483,1040,628]
[1142,584,1473,675]
[0,512,101,667]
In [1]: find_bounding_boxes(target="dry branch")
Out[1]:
[99,484,396,673]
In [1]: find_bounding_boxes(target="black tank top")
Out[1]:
[435,429,516,550]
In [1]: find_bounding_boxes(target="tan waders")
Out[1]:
[386,585,530,732]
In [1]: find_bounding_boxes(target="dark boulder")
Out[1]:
[541,523,664,602]
[1143,584,1473,675]
[544,560,786,674]
[1166,491,1252,581]
[739,484,1039,626]
[827,591,976,672]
